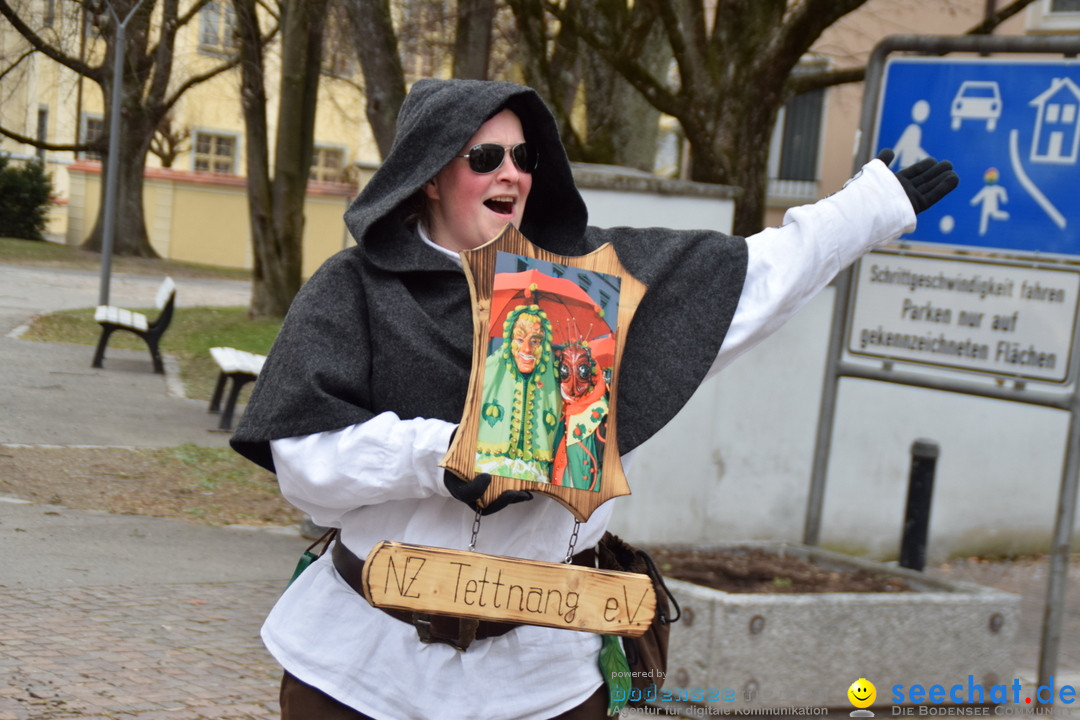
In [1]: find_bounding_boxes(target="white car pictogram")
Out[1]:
[951,81,1002,131]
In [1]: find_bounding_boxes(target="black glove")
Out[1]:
[443,469,533,516]
[876,148,959,215]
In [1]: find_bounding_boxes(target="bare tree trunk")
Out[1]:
[80,0,160,257]
[693,108,778,238]
[510,0,667,168]
[453,0,496,79]
[582,8,668,171]
[508,0,587,158]
[234,0,276,316]
[346,0,406,159]
[83,119,159,256]
[236,0,329,318]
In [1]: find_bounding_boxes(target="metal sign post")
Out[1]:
[806,35,1080,701]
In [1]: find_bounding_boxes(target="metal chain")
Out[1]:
[468,510,482,552]
[564,520,581,564]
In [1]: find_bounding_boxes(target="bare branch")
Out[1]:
[966,0,1039,35]
[787,0,1040,96]
[0,0,100,79]
[771,0,866,79]
[787,65,866,95]
[0,48,36,83]
[655,0,706,95]
[176,0,215,28]
[256,0,281,23]
[148,0,181,111]
[0,124,101,153]
[542,0,682,119]
[160,53,243,115]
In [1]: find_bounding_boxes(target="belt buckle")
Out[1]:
[412,613,478,652]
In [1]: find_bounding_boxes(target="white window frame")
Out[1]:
[198,0,238,56]
[192,130,239,174]
[1026,0,1080,33]
[82,114,105,161]
[766,87,826,205]
[310,145,347,183]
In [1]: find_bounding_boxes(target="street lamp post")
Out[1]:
[97,0,149,307]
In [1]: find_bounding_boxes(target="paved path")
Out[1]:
[0,265,253,449]
[0,500,307,720]
[0,264,304,719]
[0,579,284,719]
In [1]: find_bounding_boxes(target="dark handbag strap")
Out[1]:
[636,547,681,625]
[306,527,339,556]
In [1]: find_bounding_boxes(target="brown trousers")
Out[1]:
[280,671,610,720]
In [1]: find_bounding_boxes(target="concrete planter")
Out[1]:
[659,543,1020,712]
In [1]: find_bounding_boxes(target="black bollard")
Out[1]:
[899,439,940,571]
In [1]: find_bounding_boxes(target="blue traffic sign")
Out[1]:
[875,58,1080,257]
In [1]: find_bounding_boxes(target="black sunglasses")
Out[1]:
[456,143,538,174]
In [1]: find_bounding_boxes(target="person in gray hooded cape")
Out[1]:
[231,79,956,720]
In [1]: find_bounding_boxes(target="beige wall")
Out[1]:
[68,162,354,278]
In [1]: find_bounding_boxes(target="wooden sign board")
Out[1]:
[442,225,647,522]
[362,541,657,637]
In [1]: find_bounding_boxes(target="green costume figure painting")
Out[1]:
[475,304,562,483]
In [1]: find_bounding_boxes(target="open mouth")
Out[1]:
[484,197,515,215]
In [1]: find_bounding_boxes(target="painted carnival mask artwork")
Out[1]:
[442,225,645,522]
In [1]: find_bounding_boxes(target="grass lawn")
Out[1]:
[2,235,280,401]
[20,306,281,401]
[0,235,252,280]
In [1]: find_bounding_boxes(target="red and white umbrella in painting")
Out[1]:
[487,269,614,347]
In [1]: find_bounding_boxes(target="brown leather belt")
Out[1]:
[331,539,596,651]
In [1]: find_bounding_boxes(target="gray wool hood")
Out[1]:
[232,79,747,472]
[345,78,588,257]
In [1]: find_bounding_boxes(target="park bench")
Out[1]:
[208,346,266,431]
[92,276,176,374]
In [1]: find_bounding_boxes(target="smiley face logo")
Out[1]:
[848,678,876,709]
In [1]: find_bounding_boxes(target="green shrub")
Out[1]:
[0,154,54,241]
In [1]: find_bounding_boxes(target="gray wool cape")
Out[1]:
[231,79,748,472]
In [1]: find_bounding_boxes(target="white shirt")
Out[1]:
[262,160,915,720]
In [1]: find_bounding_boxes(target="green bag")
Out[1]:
[288,528,338,587]
[598,634,633,716]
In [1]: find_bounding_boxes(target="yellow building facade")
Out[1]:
[0,0,379,275]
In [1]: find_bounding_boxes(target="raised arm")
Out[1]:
[708,153,956,377]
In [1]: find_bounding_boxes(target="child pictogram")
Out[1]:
[970,167,1010,236]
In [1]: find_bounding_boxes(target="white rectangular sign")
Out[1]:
[847,250,1080,383]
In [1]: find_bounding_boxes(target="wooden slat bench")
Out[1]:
[208,346,266,431]
[92,276,176,374]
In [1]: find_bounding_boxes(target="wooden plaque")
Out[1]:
[442,225,647,522]
[362,541,657,637]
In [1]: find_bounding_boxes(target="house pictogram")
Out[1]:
[1028,77,1080,165]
